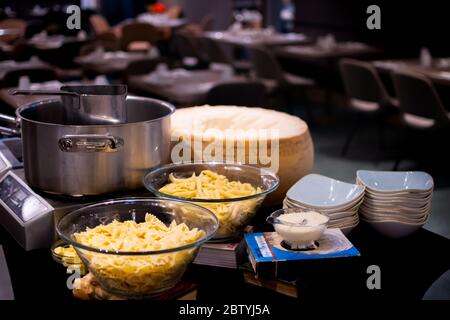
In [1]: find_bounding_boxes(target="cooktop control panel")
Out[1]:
[0,168,54,250]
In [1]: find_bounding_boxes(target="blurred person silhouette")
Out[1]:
[280,0,295,33]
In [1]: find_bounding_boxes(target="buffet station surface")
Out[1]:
[0,137,448,301]
[0,86,448,301]
[1,204,449,301]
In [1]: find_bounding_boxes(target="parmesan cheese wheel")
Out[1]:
[170,105,314,204]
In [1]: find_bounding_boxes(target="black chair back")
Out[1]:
[121,23,159,51]
[339,59,390,105]
[173,32,205,60]
[248,46,285,82]
[37,40,86,69]
[202,37,231,65]
[392,70,450,127]
[206,81,266,107]
[124,58,161,76]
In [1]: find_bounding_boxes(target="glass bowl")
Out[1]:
[56,197,218,299]
[267,208,329,250]
[51,240,86,275]
[143,162,279,241]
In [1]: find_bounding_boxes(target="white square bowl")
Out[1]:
[359,208,429,223]
[362,186,433,199]
[356,170,434,193]
[363,193,433,207]
[362,218,427,238]
[287,174,365,209]
[361,198,432,212]
[286,193,364,211]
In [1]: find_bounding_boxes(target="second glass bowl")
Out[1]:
[143,162,279,241]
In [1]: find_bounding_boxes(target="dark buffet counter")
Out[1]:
[1,205,449,301]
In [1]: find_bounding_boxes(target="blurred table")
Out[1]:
[0,58,52,83]
[127,69,245,105]
[0,80,93,109]
[136,13,186,29]
[0,88,53,109]
[275,42,382,61]
[0,28,22,37]
[275,42,382,108]
[204,30,311,47]
[75,50,159,75]
[373,58,450,86]
[27,35,87,51]
[24,35,89,75]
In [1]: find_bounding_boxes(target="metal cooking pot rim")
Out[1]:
[15,95,175,128]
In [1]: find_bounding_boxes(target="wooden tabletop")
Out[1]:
[373,58,450,86]
[204,31,311,47]
[275,42,382,61]
[127,69,245,105]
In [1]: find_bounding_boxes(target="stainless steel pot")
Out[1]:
[0,96,175,196]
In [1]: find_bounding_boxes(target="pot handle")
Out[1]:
[58,134,124,153]
[8,89,80,97]
[0,126,20,136]
[0,113,20,136]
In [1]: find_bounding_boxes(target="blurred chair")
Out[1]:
[1,39,31,62]
[79,42,102,56]
[2,68,57,87]
[249,45,314,115]
[339,59,399,156]
[166,5,183,19]
[181,15,213,35]
[123,58,161,87]
[391,70,450,170]
[124,58,161,76]
[95,33,120,51]
[33,40,86,81]
[90,14,111,35]
[202,37,250,74]
[173,31,208,68]
[392,70,450,130]
[38,41,85,69]
[0,19,26,44]
[249,45,314,90]
[89,14,121,43]
[199,15,214,32]
[120,23,159,51]
[173,32,197,57]
[0,48,9,61]
[206,81,267,107]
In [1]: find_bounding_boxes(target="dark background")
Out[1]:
[1,0,449,55]
[292,0,450,56]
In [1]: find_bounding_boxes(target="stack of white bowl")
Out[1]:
[283,174,365,235]
[356,170,434,238]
